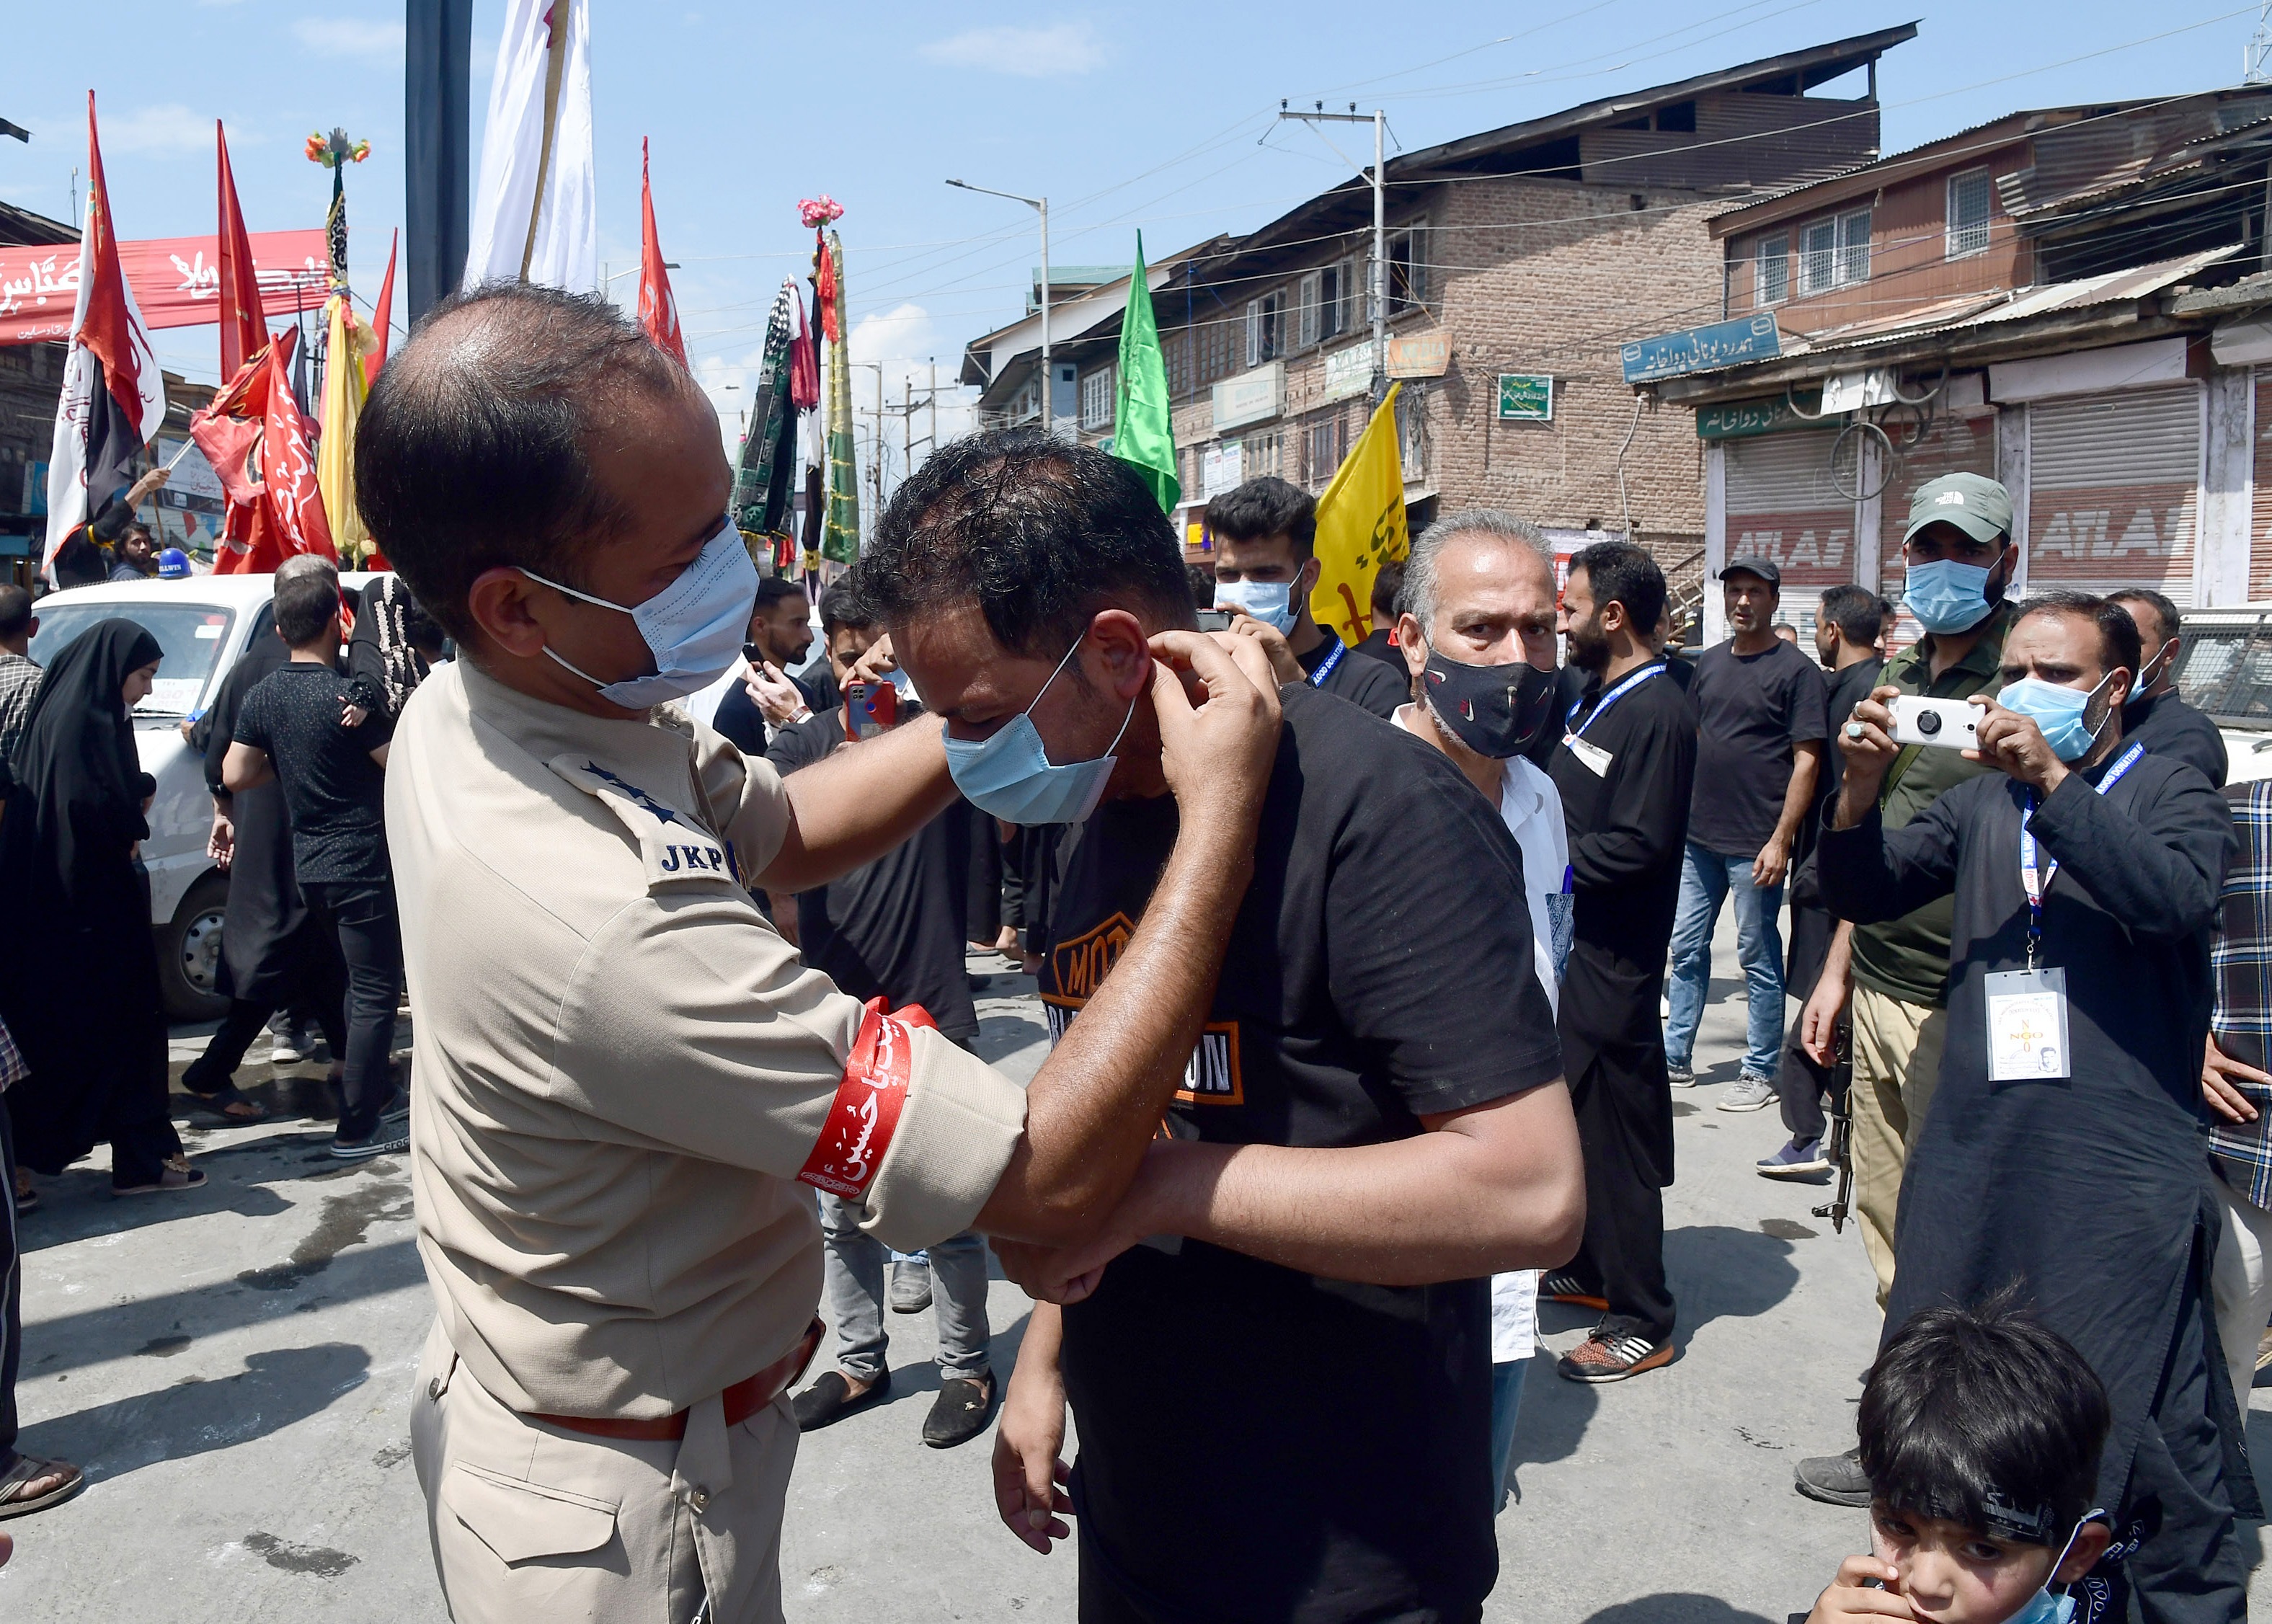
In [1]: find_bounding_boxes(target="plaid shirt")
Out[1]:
[2211,780,2272,1206]
[0,1013,24,1093]
[0,651,37,767]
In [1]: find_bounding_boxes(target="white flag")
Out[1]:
[463,0,596,293]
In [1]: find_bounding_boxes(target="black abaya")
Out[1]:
[0,620,181,1184]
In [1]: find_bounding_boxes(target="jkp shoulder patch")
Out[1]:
[549,754,740,889]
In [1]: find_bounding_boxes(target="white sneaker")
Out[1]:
[268,1031,312,1065]
[1718,1073,1778,1112]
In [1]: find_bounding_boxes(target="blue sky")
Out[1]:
[1,0,2263,473]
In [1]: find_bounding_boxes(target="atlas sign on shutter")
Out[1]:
[2024,384,2200,600]
[1724,429,1852,642]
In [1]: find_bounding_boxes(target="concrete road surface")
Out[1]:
[0,922,2264,1621]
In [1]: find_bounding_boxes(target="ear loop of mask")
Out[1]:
[1035,629,1140,763]
[2048,1509,2106,1597]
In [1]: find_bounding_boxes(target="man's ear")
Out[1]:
[2053,1520,2112,1585]
[1086,608,1153,701]
[1297,555,1321,599]
[1396,613,1427,683]
[467,567,554,660]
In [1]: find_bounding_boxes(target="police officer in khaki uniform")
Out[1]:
[356,284,1282,1623]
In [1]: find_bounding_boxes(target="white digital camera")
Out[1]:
[1887,694,1981,751]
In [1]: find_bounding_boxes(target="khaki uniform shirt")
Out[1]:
[387,661,1026,1419]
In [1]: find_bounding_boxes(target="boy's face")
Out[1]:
[1869,1504,2096,1623]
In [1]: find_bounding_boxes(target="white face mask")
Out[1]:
[523,519,759,709]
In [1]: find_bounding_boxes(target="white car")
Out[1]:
[26,572,373,1019]
[2169,605,2272,786]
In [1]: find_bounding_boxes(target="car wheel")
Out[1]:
[157,873,231,1022]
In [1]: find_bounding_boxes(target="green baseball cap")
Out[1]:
[1902,472,2013,547]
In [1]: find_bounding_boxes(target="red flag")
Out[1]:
[637,139,686,365]
[216,121,266,382]
[192,327,335,573]
[365,229,397,387]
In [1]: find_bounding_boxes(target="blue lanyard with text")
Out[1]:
[1566,662,1666,738]
[2019,740,2144,967]
[1308,639,1346,688]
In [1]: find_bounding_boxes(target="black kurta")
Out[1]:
[1818,746,2257,1538]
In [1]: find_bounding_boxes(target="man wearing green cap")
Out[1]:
[1790,471,2018,1507]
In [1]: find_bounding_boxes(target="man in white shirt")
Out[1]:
[1390,508,1569,1510]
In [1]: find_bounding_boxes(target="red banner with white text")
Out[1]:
[0,229,329,343]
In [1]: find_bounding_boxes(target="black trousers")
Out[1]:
[301,881,402,1142]
[182,954,347,1100]
[1772,1008,1832,1146]
[1566,1053,1677,1345]
[0,1101,19,1465]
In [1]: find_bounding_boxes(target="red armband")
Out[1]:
[796,997,936,1200]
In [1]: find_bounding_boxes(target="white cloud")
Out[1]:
[291,18,408,61]
[99,104,224,156]
[920,22,1105,78]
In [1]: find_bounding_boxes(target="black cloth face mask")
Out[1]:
[1421,647,1561,758]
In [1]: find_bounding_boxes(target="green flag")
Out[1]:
[1111,233,1179,513]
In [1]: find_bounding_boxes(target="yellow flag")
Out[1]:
[317,291,375,565]
[1308,383,1408,647]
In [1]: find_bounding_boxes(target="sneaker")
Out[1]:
[1794,1447,1872,1507]
[792,1368,890,1432]
[268,1030,312,1065]
[921,1371,997,1448]
[1718,1073,1778,1112]
[1538,1270,1610,1311]
[1667,1063,1697,1088]
[1757,1138,1831,1179]
[328,1128,410,1161]
[889,1259,932,1315]
[1557,1331,1676,1383]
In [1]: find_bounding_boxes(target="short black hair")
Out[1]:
[755,574,809,613]
[861,427,1193,659]
[820,577,875,637]
[1860,1297,2109,1546]
[0,585,31,639]
[1371,559,1404,619]
[272,568,341,647]
[1205,476,1317,562]
[1820,582,1888,647]
[356,280,696,648]
[2013,591,2142,679]
[2107,587,2181,644]
[1568,540,1666,634]
[1185,562,1216,612]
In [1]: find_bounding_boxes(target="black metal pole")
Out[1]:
[404,0,474,321]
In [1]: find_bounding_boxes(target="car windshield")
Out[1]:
[27,601,239,718]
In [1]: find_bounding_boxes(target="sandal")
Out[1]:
[11,1171,34,1215]
[114,1156,206,1197]
[185,1083,269,1125]
[0,1452,84,1519]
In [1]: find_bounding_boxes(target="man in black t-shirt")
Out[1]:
[1352,559,1406,672]
[224,567,407,1162]
[1662,557,1829,1102]
[861,430,1583,1624]
[1204,475,1409,719]
[2113,587,2228,787]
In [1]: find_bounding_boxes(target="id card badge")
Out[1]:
[1563,734,1613,777]
[1985,967,2071,1081]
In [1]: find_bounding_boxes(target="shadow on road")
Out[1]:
[1506,1355,1596,1488]
[1667,1224,1802,1341]
[17,1341,374,1485]
[1581,1594,1783,1624]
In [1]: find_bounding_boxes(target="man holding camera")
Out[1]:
[1819,590,2248,1622]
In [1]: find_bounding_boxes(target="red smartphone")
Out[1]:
[846,680,897,740]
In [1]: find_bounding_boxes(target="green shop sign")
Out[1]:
[1497,374,1553,421]
[1695,393,1828,440]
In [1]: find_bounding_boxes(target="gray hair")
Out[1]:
[274,553,338,587]
[1399,507,1553,633]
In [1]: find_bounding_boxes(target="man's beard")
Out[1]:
[1567,616,1611,674]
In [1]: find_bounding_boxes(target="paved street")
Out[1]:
[1,915,2266,1621]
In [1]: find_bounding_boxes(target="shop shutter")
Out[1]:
[1724,428,1854,640]
[2251,370,2272,602]
[2025,384,2200,602]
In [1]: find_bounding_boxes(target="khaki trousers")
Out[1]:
[411,1320,797,1624]
[2211,1170,2272,1419]
[1849,985,1948,1312]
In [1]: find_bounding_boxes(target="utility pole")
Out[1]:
[1279,101,1388,401]
[946,179,1052,437]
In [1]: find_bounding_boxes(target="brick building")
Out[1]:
[0,199,76,582]
[960,23,1917,624]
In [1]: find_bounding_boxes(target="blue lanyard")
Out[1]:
[2019,740,2144,966]
[1308,639,1346,688]
[1566,662,1665,738]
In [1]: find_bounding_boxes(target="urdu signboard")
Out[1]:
[1621,314,1780,384]
[1211,361,1284,433]
[1496,374,1553,421]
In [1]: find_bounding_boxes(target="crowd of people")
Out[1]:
[0,278,2260,1624]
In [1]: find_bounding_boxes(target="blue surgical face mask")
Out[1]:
[525,520,759,709]
[1997,670,2118,763]
[1904,557,1998,634]
[943,633,1137,825]
[2008,1586,2077,1624]
[2129,639,2172,702]
[1215,577,1298,635]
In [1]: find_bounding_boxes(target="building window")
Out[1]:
[1800,207,1871,295]
[1303,411,1348,487]
[1246,290,1285,368]
[1243,430,1283,479]
[1386,225,1430,315]
[1755,234,1789,307]
[1394,384,1426,477]
[1079,363,1117,431]
[1297,264,1351,350]
[1946,169,1992,259]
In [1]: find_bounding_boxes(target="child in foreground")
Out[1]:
[1806,1299,2112,1624]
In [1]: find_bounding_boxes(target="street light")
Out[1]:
[946,178,1052,440]
[597,259,678,311]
